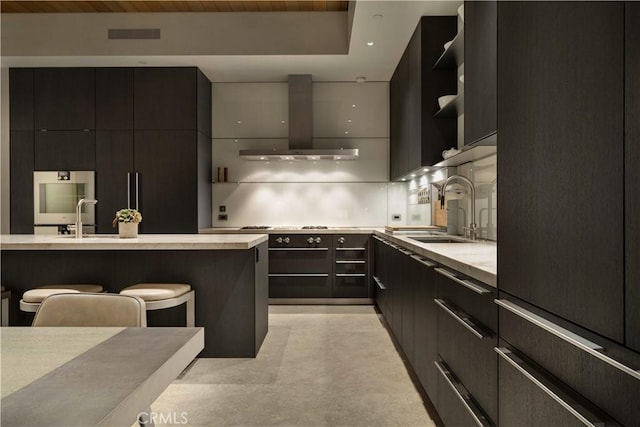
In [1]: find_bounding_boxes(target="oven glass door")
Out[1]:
[33,171,95,225]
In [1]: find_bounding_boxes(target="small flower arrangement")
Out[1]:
[112,208,142,228]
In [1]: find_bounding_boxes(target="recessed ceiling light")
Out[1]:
[355,76,366,83]
[401,178,406,181]
[236,120,242,124]
[411,174,416,177]
[348,119,352,123]
[367,41,374,46]
[281,120,285,124]
[336,157,342,160]
[234,139,238,142]
[351,104,356,108]
[260,157,266,160]
[344,131,349,134]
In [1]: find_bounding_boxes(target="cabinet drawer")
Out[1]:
[435,359,494,427]
[437,297,498,423]
[497,296,640,426]
[333,234,368,248]
[269,275,331,298]
[496,345,615,427]
[334,275,368,298]
[269,249,330,274]
[335,261,366,275]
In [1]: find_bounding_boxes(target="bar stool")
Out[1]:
[19,284,104,313]
[1,285,10,326]
[119,283,195,327]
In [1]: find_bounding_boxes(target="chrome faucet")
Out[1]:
[442,175,477,240]
[75,198,98,239]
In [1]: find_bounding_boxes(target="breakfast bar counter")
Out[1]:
[1,234,268,358]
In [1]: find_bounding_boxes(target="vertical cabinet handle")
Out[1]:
[127,173,131,209]
[495,347,608,427]
[134,172,140,211]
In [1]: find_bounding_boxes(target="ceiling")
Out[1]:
[0,1,349,13]
[0,1,461,82]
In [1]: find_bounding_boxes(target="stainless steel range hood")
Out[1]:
[239,75,359,161]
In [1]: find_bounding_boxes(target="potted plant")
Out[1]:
[112,208,142,238]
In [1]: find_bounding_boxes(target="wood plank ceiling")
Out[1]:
[0,1,349,13]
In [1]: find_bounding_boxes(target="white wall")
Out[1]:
[211,81,393,227]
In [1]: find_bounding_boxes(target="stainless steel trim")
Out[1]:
[372,235,386,243]
[434,361,493,427]
[495,299,640,380]
[134,173,139,210]
[434,299,490,339]
[335,247,366,251]
[336,274,366,277]
[335,260,366,264]
[410,254,437,268]
[495,347,608,427]
[398,248,412,256]
[127,173,131,209]
[33,171,96,226]
[372,275,386,290]
[269,298,374,305]
[268,274,329,277]
[435,268,491,295]
[268,248,329,251]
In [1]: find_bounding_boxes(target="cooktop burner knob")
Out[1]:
[284,237,290,244]
[307,237,315,244]
[314,237,322,244]
[275,237,283,244]
[337,237,345,244]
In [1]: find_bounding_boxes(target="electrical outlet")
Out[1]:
[219,205,226,212]
[392,214,401,221]
[218,214,228,221]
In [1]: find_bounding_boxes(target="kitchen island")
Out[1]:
[0,234,268,358]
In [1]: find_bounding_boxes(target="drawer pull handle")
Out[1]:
[495,299,640,380]
[335,247,366,251]
[372,275,386,290]
[410,254,437,268]
[268,248,329,251]
[335,260,366,264]
[434,361,494,427]
[398,248,413,256]
[495,347,607,427]
[434,299,491,340]
[435,268,491,295]
[336,273,366,277]
[268,274,329,277]
[372,235,385,242]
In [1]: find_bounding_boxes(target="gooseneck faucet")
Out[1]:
[75,198,98,239]
[442,175,477,240]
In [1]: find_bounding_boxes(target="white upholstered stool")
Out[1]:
[119,283,195,327]
[1,285,10,326]
[20,284,104,313]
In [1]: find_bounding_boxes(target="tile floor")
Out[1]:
[150,305,437,427]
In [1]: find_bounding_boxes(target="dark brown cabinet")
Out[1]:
[34,68,95,130]
[497,1,625,342]
[333,235,369,299]
[625,1,640,353]
[389,17,457,180]
[96,68,133,130]
[34,130,95,171]
[464,1,497,145]
[9,68,34,131]
[10,131,34,233]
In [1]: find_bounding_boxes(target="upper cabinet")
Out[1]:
[34,68,95,130]
[9,68,34,131]
[464,1,497,145]
[96,68,134,130]
[134,68,198,131]
[389,16,457,181]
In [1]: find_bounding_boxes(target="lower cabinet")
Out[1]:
[435,267,498,426]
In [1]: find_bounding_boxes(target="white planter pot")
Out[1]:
[118,222,138,238]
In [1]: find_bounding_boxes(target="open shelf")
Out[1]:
[434,28,464,69]
[434,92,464,118]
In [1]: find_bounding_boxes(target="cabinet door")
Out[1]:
[498,2,624,342]
[406,26,422,173]
[389,70,401,180]
[10,131,34,233]
[412,256,438,403]
[134,68,197,130]
[401,251,415,365]
[34,68,95,130]
[389,246,405,340]
[134,130,197,233]
[95,131,134,234]
[464,1,497,145]
[96,68,133,130]
[34,130,95,171]
[626,1,640,352]
[396,51,410,179]
[9,68,34,131]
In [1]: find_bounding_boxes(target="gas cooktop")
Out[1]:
[240,225,329,230]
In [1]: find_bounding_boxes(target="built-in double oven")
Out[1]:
[33,171,96,235]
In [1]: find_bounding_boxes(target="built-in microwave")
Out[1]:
[33,171,96,229]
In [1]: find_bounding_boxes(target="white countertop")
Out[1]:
[374,231,497,287]
[200,227,378,234]
[0,233,268,250]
